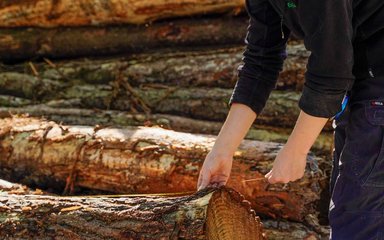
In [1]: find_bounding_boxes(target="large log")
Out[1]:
[0,186,264,240]
[0,43,308,89]
[0,182,329,239]
[0,0,244,27]
[0,105,333,152]
[54,87,302,128]
[0,89,302,129]
[0,17,248,61]
[0,117,330,222]
[0,71,304,127]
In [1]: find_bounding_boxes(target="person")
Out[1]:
[196,0,384,238]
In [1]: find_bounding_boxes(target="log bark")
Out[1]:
[0,105,333,152]
[0,73,303,128]
[0,17,249,61]
[0,95,32,107]
[0,0,245,27]
[262,219,329,240]
[0,89,302,129]
[57,87,301,128]
[0,186,265,240]
[0,117,330,222]
[0,43,308,89]
[0,183,329,239]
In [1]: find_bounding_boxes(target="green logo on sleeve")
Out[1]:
[287,1,297,9]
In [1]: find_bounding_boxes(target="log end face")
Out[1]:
[205,187,264,240]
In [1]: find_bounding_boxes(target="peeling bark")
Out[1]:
[0,117,330,222]
[0,0,245,27]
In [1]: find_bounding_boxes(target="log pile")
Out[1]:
[0,1,332,239]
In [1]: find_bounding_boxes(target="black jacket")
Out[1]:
[229,0,384,118]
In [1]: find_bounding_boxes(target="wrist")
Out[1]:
[284,139,310,156]
[209,146,234,160]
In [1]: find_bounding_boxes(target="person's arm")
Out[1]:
[265,111,327,183]
[197,103,256,190]
[197,0,289,190]
[229,0,290,114]
[298,0,354,117]
[210,104,257,158]
[266,0,354,183]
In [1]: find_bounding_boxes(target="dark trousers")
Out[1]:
[329,76,384,239]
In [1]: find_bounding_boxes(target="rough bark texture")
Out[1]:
[0,72,303,128]
[0,182,329,240]
[0,43,316,129]
[0,0,245,27]
[0,105,333,152]
[262,220,329,240]
[0,43,308,89]
[0,18,249,61]
[0,186,264,240]
[0,117,330,223]
[0,95,32,107]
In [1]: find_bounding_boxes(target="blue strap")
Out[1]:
[334,95,349,120]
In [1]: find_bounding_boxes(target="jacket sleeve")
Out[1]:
[298,0,355,118]
[228,0,290,115]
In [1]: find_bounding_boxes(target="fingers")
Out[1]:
[264,170,272,179]
[197,172,228,191]
[265,170,290,184]
[210,173,228,185]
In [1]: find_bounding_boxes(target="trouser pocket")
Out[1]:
[341,99,384,187]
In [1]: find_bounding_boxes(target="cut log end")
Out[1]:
[206,187,264,240]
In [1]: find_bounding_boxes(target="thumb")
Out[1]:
[197,170,211,191]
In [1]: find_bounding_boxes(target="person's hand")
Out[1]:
[265,144,307,184]
[197,151,233,191]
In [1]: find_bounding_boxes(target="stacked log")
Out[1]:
[0,18,249,61]
[0,0,245,27]
[0,183,263,239]
[0,180,328,239]
[0,117,326,221]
